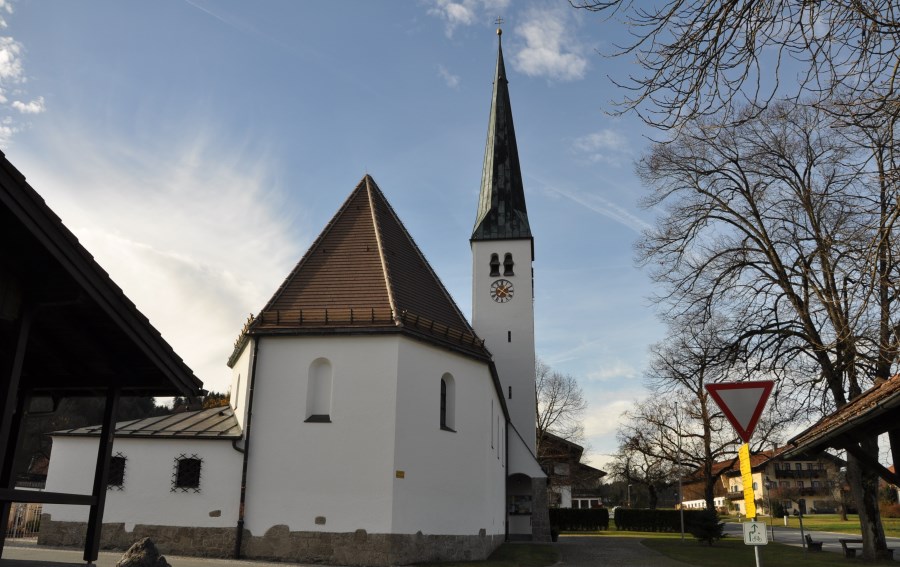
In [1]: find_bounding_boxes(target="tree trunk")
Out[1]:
[847,438,890,560]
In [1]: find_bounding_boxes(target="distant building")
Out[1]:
[538,432,606,509]
[682,448,845,515]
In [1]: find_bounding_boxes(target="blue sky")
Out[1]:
[2,0,664,470]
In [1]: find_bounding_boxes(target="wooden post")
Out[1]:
[83,387,120,563]
[0,306,32,559]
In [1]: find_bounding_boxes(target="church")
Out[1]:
[39,30,549,566]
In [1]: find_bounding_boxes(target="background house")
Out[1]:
[539,432,606,509]
[682,448,845,515]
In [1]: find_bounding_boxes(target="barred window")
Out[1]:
[107,453,126,490]
[172,455,202,493]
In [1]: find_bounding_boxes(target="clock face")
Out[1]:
[490,279,514,303]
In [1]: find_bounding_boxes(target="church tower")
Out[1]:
[471,28,536,454]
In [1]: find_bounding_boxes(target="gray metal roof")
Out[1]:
[471,32,532,242]
[52,406,241,439]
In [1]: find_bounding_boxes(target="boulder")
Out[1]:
[115,537,171,567]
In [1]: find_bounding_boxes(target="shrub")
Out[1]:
[615,508,709,533]
[880,503,900,518]
[687,510,725,546]
[549,508,609,531]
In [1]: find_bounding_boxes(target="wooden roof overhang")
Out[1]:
[783,376,900,487]
[0,152,203,563]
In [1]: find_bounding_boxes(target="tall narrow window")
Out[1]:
[503,253,514,276]
[440,373,455,431]
[489,253,500,277]
[234,374,241,410]
[306,358,333,423]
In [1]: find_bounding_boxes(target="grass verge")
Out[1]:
[644,536,897,566]
[724,514,900,538]
[412,543,558,567]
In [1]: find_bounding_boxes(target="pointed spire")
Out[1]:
[471,27,532,242]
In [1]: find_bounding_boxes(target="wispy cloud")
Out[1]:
[571,128,632,166]
[426,0,510,38]
[546,185,653,234]
[512,7,587,81]
[437,64,460,89]
[16,123,305,393]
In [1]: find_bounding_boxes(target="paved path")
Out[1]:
[724,522,900,560]
[0,540,337,567]
[555,535,691,567]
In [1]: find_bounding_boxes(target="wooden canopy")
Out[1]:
[0,151,203,563]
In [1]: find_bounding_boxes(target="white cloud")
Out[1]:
[512,8,588,81]
[0,36,23,81]
[437,64,460,89]
[571,128,632,166]
[12,96,44,114]
[14,125,305,394]
[0,1,12,29]
[427,0,510,37]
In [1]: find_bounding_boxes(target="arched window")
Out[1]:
[489,253,500,277]
[440,373,455,431]
[503,253,514,276]
[306,358,333,423]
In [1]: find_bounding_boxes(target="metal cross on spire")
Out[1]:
[495,16,503,35]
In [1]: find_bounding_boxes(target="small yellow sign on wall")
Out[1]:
[395,470,405,479]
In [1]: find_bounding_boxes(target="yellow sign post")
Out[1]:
[738,443,756,518]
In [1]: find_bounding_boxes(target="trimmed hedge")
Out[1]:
[549,507,610,531]
[613,508,712,533]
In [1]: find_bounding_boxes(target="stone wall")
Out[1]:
[531,477,551,542]
[38,514,504,566]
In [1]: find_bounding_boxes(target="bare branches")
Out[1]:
[536,359,588,455]
[571,0,900,129]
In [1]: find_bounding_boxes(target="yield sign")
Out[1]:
[706,381,774,442]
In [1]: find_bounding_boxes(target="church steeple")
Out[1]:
[471,28,532,242]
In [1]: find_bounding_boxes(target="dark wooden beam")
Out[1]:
[84,387,119,563]
[0,489,95,506]
[0,306,31,560]
[842,441,900,486]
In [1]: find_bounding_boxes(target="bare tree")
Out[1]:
[570,0,900,129]
[617,315,794,511]
[536,359,588,456]
[637,101,897,558]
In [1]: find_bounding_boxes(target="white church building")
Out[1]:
[39,31,549,566]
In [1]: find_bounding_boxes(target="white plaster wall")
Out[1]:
[43,436,242,528]
[243,335,399,535]
[471,239,537,453]
[507,426,544,478]
[229,341,253,430]
[391,338,506,536]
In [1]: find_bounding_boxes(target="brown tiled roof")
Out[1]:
[52,406,241,439]
[247,175,489,360]
[785,375,900,457]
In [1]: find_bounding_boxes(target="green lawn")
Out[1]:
[644,536,897,566]
[726,514,900,538]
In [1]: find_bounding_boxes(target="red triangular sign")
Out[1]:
[706,381,774,442]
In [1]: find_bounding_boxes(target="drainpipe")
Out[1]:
[234,338,260,559]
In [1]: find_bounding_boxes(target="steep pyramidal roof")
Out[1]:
[472,31,532,242]
[248,175,488,359]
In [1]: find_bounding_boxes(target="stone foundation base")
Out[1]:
[531,477,551,542]
[38,514,503,566]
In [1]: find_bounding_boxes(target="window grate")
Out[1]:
[107,453,126,491]
[172,454,202,493]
